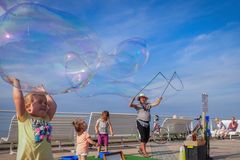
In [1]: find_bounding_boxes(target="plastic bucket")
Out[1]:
[99,152,111,159]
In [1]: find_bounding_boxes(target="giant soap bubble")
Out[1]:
[0,2,100,94]
[64,52,93,93]
[73,37,183,99]
[72,37,150,97]
[104,38,149,79]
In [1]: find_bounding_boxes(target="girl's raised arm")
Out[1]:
[33,85,57,121]
[10,78,25,117]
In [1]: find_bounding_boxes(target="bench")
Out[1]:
[87,112,138,147]
[0,115,18,154]
[161,118,192,140]
[221,120,240,140]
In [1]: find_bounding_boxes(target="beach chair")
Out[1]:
[0,115,18,154]
[161,118,192,140]
[221,120,240,140]
[87,112,138,147]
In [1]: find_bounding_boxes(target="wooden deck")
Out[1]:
[0,139,239,160]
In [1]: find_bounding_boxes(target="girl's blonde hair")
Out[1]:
[24,93,46,109]
[72,118,87,135]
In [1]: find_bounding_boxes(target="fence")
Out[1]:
[0,109,223,143]
[0,110,90,138]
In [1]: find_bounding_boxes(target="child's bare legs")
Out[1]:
[80,155,87,160]
[97,145,101,152]
[97,134,101,157]
[97,145,108,152]
[104,145,108,152]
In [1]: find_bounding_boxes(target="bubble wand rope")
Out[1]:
[134,71,162,98]
[159,71,183,91]
[160,71,176,97]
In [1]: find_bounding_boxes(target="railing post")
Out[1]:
[121,137,124,148]
[58,141,62,150]
[9,142,15,155]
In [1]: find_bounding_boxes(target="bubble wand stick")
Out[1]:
[134,71,162,98]
[160,71,176,97]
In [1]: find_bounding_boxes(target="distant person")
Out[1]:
[153,115,160,132]
[129,93,162,158]
[95,111,113,156]
[7,77,57,160]
[73,118,98,160]
[223,116,238,138]
[172,114,177,119]
[214,118,226,139]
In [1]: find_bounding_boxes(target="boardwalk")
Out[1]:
[0,139,239,160]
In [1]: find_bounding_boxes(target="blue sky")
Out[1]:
[0,0,240,119]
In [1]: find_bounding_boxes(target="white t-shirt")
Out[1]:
[96,118,109,134]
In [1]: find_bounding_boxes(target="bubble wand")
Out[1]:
[159,71,183,91]
[133,71,162,98]
[160,71,176,97]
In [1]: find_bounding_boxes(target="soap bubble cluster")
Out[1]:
[0,2,100,94]
[0,2,183,98]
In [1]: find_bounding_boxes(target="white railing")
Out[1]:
[1,109,221,141]
[0,110,91,138]
[0,110,16,138]
[0,110,197,137]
